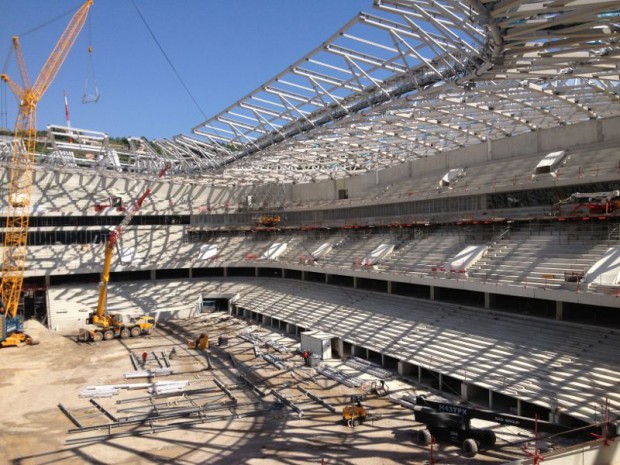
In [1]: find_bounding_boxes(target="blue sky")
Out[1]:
[1,1,366,139]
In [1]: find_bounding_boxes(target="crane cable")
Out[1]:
[130,0,208,120]
[1,43,14,129]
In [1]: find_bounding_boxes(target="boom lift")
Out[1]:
[0,1,94,347]
[78,164,169,342]
[412,395,616,457]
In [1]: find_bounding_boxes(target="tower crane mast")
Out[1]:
[0,1,94,347]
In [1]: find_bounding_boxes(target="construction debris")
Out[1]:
[345,357,393,380]
[123,367,174,378]
[315,365,365,388]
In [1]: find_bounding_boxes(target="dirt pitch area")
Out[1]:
[0,316,533,465]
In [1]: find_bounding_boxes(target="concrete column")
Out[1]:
[301,271,306,281]
[430,285,436,300]
[335,339,344,359]
[489,391,494,410]
[325,274,329,283]
[45,275,51,287]
[484,292,494,309]
[516,399,522,416]
[223,267,228,277]
[438,373,443,392]
[255,267,259,277]
[555,301,564,320]
[397,361,415,377]
[188,268,193,279]
[461,382,469,401]
[387,281,392,294]
[150,269,156,281]
[353,276,358,289]
[418,365,422,384]
[243,308,251,319]
[286,323,295,335]
[263,316,272,326]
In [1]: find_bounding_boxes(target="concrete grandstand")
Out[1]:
[2,0,620,463]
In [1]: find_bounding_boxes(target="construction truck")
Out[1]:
[78,313,155,342]
[77,164,169,342]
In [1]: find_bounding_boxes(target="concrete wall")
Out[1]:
[5,116,620,213]
[288,115,620,203]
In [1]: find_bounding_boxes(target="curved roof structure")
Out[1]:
[37,0,620,182]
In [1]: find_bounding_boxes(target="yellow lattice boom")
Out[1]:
[1,1,93,319]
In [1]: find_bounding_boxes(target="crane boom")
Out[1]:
[1,1,93,347]
[93,164,170,321]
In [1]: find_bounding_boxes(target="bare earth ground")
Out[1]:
[0,317,533,465]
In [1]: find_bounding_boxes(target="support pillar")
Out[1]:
[223,267,228,277]
[484,292,495,309]
[150,269,156,281]
[461,382,469,401]
[255,267,259,277]
[353,276,358,289]
[397,361,415,377]
[335,339,344,359]
[430,285,436,300]
[555,301,564,321]
[387,281,392,294]
[301,270,306,281]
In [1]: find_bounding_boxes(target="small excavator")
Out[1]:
[77,164,169,342]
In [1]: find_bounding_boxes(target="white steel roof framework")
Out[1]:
[173,0,620,184]
[35,0,620,181]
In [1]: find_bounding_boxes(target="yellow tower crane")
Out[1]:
[0,1,94,347]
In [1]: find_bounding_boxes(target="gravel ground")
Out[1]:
[0,317,532,465]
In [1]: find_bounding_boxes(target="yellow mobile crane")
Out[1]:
[78,164,170,342]
[1,1,94,347]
